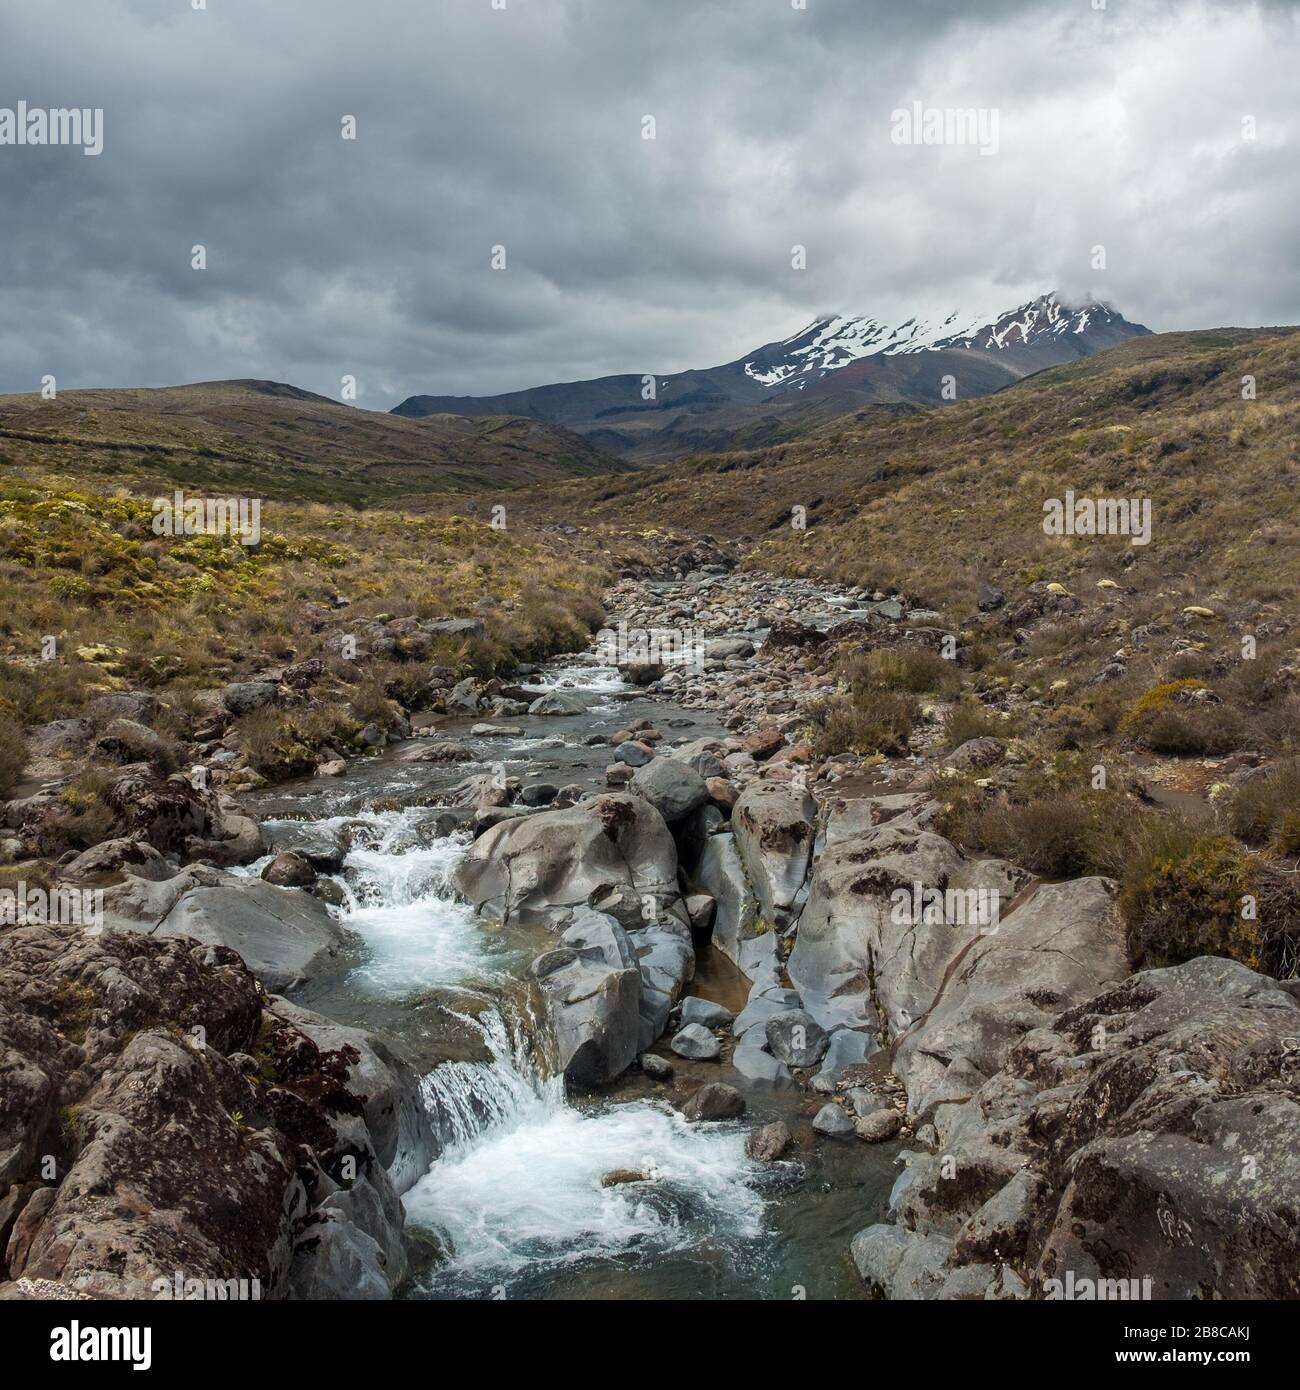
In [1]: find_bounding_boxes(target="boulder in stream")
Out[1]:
[731,783,817,930]
[528,912,641,1086]
[630,757,709,825]
[0,924,411,1300]
[453,793,679,931]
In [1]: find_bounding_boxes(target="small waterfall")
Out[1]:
[419,1005,562,1152]
[404,1006,767,1296]
[250,736,782,1298]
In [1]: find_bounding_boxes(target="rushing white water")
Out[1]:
[337,811,507,995]
[535,657,628,695]
[406,1009,767,1293]
[269,808,774,1294]
[246,809,504,996]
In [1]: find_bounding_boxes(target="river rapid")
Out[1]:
[241,588,902,1301]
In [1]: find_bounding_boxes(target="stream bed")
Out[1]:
[242,632,899,1299]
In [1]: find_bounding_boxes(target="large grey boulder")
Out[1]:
[673,737,728,780]
[764,1009,830,1069]
[269,998,438,1195]
[61,838,175,883]
[731,784,817,929]
[631,928,695,1051]
[850,1225,952,1300]
[444,678,486,713]
[0,924,406,1300]
[560,908,639,971]
[670,1022,721,1061]
[428,617,485,639]
[730,1033,796,1090]
[221,680,279,716]
[814,1027,876,1089]
[191,797,266,867]
[704,638,755,661]
[453,793,679,930]
[893,875,1129,1127]
[694,833,762,967]
[821,793,935,847]
[528,914,641,1086]
[28,717,95,757]
[103,765,218,853]
[813,1103,856,1136]
[528,691,586,716]
[788,819,1027,1078]
[681,1082,745,1122]
[631,758,709,825]
[1030,958,1300,1299]
[155,878,351,994]
[852,956,1300,1301]
[732,987,799,1039]
[87,691,161,725]
[287,1199,395,1300]
[680,996,734,1029]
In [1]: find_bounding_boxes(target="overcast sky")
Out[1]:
[1,0,1297,407]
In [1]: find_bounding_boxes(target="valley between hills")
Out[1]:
[2,315,1298,1302]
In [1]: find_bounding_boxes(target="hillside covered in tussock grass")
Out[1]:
[509,326,1300,616]
[0,475,613,796]
[0,378,626,506]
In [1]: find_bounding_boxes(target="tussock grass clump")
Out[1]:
[1229,758,1300,856]
[805,690,916,758]
[1115,822,1261,970]
[851,646,961,696]
[31,767,118,853]
[938,787,1121,880]
[945,699,1006,750]
[804,644,964,756]
[934,753,1132,879]
[1122,678,1207,726]
[1121,678,1245,755]
[1140,703,1246,756]
[0,711,26,796]
[235,705,359,779]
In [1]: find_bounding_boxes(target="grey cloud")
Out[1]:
[0,0,1296,405]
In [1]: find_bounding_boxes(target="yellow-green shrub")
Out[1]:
[1118,827,1260,969]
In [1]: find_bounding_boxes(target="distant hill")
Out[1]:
[0,379,627,504]
[493,326,1300,614]
[393,293,1151,463]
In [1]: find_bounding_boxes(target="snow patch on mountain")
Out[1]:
[742,293,1125,389]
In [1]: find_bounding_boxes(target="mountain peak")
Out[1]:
[739,292,1146,390]
[391,291,1151,462]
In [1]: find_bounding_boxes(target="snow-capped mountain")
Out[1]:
[741,295,1136,391]
[393,292,1150,461]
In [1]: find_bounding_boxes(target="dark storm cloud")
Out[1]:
[0,0,1297,405]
